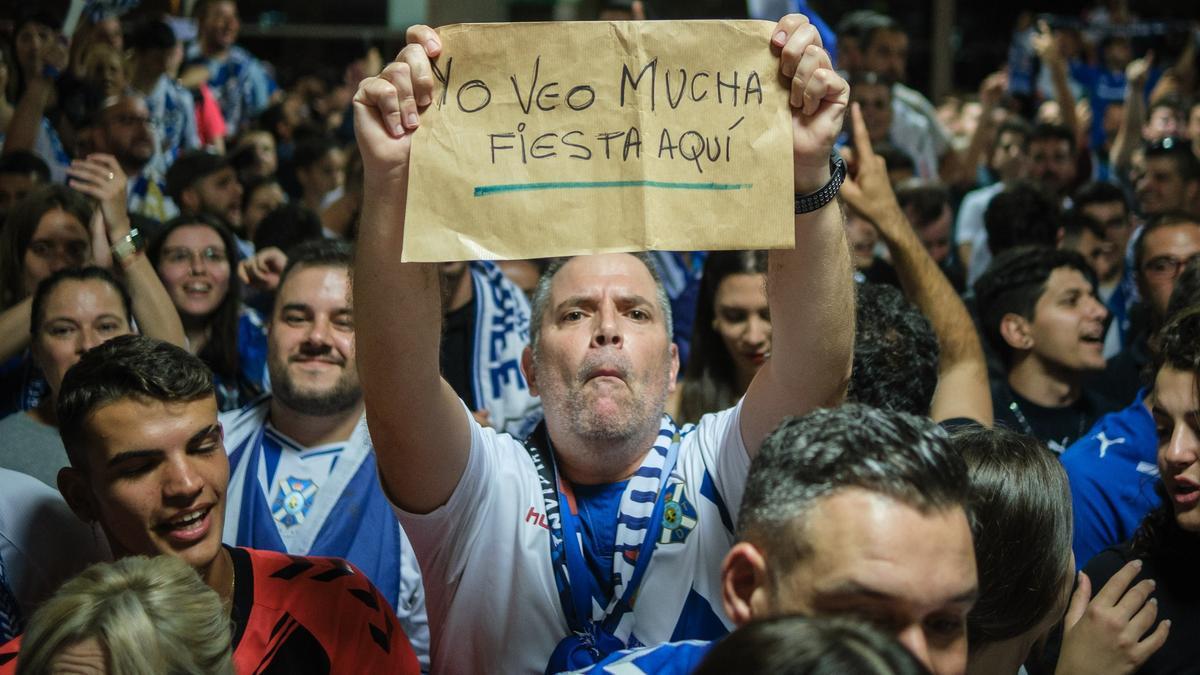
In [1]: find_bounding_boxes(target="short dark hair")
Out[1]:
[983,181,1062,256]
[1133,211,1200,279]
[994,118,1032,147]
[0,151,51,182]
[951,427,1072,647]
[1147,94,1187,121]
[1059,210,1107,250]
[277,238,353,292]
[836,10,890,42]
[739,404,970,575]
[528,254,672,356]
[30,267,132,338]
[1143,138,1200,183]
[694,616,930,675]
[252,203,322,253]
[895,180,950,229]
[859,14,903,52]
[1072,181,1128,214]
[847,283,939,416]
[1028,122,1076,155]
[1165,257,1200,320]
[192,0,235,20]
[57,335,214,469]
[973,246,1097,366]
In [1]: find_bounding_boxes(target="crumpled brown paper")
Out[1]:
[404,20,794,262]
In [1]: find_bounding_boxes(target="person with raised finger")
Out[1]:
[354,16,854,674]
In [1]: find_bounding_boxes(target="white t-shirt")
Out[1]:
[0,468,110,617]
[396,402,750,674]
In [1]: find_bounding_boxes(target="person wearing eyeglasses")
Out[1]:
[90,94,178,225]
[1089,212,1200,407]
[148,213,267,411]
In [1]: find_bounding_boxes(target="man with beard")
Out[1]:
[354,15,855,674]
[218,239,430,668]
[165,150,249,256]
[91,94,176,223]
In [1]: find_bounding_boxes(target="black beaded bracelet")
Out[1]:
[794,152,846,215]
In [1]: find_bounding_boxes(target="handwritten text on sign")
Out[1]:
[404,21,794,262]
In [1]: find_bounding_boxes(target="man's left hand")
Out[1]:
[772,14,848,193]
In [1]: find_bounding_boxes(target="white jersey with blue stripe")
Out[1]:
[394,401,748,674]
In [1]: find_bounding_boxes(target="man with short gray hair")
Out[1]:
[354,15,856,673]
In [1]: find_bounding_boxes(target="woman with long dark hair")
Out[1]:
[1081,307,1200,673]
[149,214,268,411]
[668,251,769,424]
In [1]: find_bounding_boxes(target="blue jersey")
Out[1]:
[185,44,276,135]
[1060,389,1160,569]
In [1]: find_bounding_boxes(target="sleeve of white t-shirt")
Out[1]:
[393,403,533,590]
[686,400,751,530]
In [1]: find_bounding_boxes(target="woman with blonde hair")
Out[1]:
[14,555,233,675]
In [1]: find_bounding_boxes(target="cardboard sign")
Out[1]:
[404,20,795,262]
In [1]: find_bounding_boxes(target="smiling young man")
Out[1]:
[353,15,855,674]
[220,239,429,667]
[975,246,1116,453]
[566,405,977,675]
[0,335,419,674]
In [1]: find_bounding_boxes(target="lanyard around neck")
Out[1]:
[523,423,681,634]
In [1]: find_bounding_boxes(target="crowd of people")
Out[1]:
[0,0,1198,673]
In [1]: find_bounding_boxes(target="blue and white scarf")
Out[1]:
[469,261,542,437]
[527,415,683,672]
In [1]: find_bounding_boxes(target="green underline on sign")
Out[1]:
[473,180,754,196]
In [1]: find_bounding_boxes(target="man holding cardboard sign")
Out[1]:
[353,14,854,674]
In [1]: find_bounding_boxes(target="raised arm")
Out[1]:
[5,35,67,154]
[1109,53,1151,173]
[1033,23,1079,142]
[841,105,993,426]
[352,28,471,514]
[740,15,855,454]
[66,154,186,348]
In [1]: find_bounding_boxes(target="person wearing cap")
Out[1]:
[128,18,201,178]
[166,150,250,257]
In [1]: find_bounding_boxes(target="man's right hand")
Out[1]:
[1056,563,1170,675]
[353,25,443,182]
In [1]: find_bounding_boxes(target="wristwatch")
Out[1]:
[794,152,846,215]
[111,228,144,265]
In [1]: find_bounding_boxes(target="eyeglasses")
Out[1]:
[161,246,228,266]
[1141,253,1200,281]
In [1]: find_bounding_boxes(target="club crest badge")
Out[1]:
[272,477,318,528]
[659,482,698,545]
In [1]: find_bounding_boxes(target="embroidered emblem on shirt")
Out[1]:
[272,477,318,527]
[1094,432,1127,458]
[659,482,698,545]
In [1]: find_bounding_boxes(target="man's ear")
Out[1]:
[667,342,680,393]
[179,186,200,213]
[521,345,538,397]
[58,466,97,524]
[999,312,1034,352]
[721,542,770,628]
